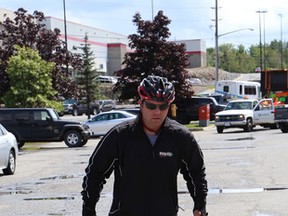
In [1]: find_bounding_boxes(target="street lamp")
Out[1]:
[63,0,69,74]
[214,27,254,84]
[256,10,267,71]
[218,28,254,37]
[214,28,254,85]
[278,14,283,69]
[214,0,253,86]
[151,0,154,19]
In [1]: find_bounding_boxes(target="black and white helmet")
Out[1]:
[138,75,175,103]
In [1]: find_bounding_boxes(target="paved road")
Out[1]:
[0,123,287,216]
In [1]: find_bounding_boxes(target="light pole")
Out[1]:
[63,0,69,74]
[256,10,267,71]
[214,28,253,87]
[263,11,267,70]
[151,0,154,19]
[214,0,219,83]
[278,14,283,69]
[214,0,253,86]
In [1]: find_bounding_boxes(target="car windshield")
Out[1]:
[64,99,76,104]
[225,101,253,110]
[49,109,60,120]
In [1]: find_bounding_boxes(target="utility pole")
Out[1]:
[63,0,69,75]
[278,14,283,69]
[151,0,154,19]
[214,0,219,84]
[263,11,267,70]
[256,10,267,71]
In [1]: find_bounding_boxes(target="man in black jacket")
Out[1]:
[82,75,208,216]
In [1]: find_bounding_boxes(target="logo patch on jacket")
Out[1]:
[159,152,173,157]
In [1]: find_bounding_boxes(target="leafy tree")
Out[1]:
[75,34,100,119]
[2,45,62,110]
[113,11,192,102]
[0,8,83,103]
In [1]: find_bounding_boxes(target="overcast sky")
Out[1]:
[1,0,288,49]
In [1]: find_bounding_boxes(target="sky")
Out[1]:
[1,0,288,49]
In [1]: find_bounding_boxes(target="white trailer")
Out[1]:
[215,80,261,100]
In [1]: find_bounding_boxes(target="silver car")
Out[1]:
[84,110,136,137]
[0,124,18,175]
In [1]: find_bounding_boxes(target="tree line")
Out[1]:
[206,40,288,73]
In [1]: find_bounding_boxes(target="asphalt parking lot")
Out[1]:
[0,122,287,216]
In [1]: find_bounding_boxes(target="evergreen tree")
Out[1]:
[76,34,100,119]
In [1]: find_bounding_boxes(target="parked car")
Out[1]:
[0,124,18,175]
[72,100,100,116]
[99,100,116,112]
[63,98,77,114]
[96,75,117,84]
[116,108,140,115]
[215,98,277,133]
[0,108,91,148]
[84,110,136,137]
[173,96,226,124]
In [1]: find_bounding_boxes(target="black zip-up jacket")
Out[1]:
[82,116,208,216]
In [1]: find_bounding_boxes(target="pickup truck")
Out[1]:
[215,98,277,133]
[274,105,288,133]
[173,96,226,124]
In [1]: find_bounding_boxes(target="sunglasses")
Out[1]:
[143,101,170,111]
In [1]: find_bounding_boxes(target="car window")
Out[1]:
[33,111,50,121]
[16,111,29,121]
[0,112,12,121]
[0,126,4,136]
[91,114,108,122]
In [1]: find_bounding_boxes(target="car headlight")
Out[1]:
[82,123,90,130]
[215,116,219,121]
[239,114,245,120]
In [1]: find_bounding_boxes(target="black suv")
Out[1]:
[173,96,226,124]
[71,100,100,116]
[0,108,91,148]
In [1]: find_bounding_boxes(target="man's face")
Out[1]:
[140,100,170,132]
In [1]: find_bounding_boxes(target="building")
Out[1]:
[0,7,206,76]
[175,39,207,68]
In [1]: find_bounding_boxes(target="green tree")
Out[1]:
[2,45,62,110]
[113,11,192,102]
[76,34,100,119]
[0,8,83,102]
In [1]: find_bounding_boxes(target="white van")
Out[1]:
[215,80,261,100]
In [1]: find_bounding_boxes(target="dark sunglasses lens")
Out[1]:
[145,102,157,110]
[145,102,169,110]
[159,103,169,110]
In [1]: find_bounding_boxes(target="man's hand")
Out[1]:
[193,209,208,216]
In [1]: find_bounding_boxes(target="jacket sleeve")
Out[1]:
[81,129,119,213]
[180,133,208,212]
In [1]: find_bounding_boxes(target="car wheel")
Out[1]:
[3,150,16,175]
[73,109,78,116]
[64,130,83,147]
[17,141,25,149]
[280,127,288,133]
[81,139,88,146]
[216,126,224,133]
[244,118,253,132]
